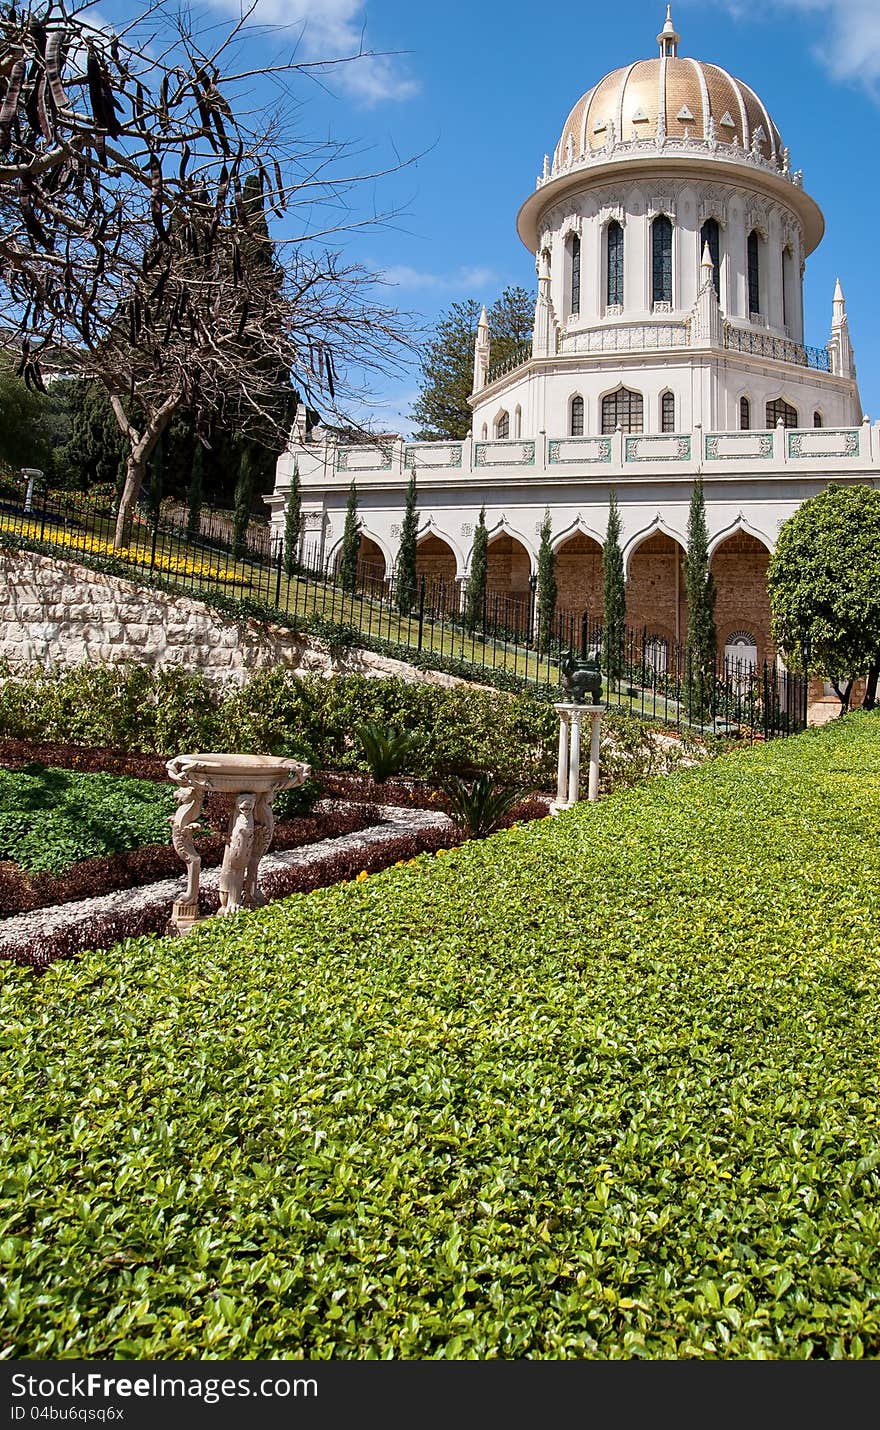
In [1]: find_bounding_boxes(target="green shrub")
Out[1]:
[0,764,175,872]
[354,721,421,783]
[3,715,880,1358]
[440,772,529,836]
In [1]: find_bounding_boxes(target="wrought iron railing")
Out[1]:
[0,477,806,741]
[724,323,831,371]
[485,341,533,386]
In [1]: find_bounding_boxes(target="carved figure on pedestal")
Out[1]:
[245,792,275,907]
[218,791,256,915]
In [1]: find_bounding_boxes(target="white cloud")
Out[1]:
[202,0,418,104]
[716,0,880,96]
[380,263,499,294]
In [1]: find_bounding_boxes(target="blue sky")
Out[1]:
[134,0,880,429]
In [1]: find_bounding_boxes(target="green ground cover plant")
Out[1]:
[0,765,176,873]
[2,714,879,1358]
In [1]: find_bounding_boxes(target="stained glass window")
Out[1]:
[766,398,797,428]
[747,231,760,315]
[652,215,673,305]
[740,396,751,431]
[570,234,581,316]
[602,389,643,434]
[607,221,624,306]
[570,395,584,436]
[661,392,675,433]
[496,411,509,439]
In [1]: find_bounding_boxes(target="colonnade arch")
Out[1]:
[709,530,774,666]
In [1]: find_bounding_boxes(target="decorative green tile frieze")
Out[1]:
[548,437,613,464]
[705,433,774,460]
[404,444,464,469]
[335,446,394,472]
[474,441,536,467]
[624,434,691,462]
[788,429,860,459]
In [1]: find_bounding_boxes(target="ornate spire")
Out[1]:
[657,5,680,58]
[829,277,854,380]
[472,305,490,394]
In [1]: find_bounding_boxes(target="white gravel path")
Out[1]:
[0,802,453,964]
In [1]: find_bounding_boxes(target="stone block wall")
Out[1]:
[0,552,468,688]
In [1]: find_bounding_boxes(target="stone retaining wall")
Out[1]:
[0,551,467,688]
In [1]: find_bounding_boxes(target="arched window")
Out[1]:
[747,231,761,315]
[652,215,673,306]
[495,411,510,439]
[661,391,675,433]
[607,220,624,307]
[569,233,581,317]
[766,398,797,428]
[740,396,751,431]
[700,218,720,296]
[813,410,823,429]
[570,395,584,437]
[645,636,668,677]
[602,388,643,435]
[514,405,522,438]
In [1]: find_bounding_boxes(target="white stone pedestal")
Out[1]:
[549,704,603,813]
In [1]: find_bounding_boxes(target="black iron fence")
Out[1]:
[0,479,806,740]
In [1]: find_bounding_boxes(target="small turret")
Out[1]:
[828,277,855,380]
[472,305,490,393]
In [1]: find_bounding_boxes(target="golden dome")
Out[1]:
[555,56,784,166]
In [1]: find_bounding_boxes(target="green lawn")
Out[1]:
[2,714,880,1358]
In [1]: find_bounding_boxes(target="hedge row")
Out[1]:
[2,713,879,1357]
[0,663,559,784]
[0,804,376,920]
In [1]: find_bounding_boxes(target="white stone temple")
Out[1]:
[269,6,877,677]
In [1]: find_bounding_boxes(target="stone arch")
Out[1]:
[554,528,604,623]
[625,524,687,646]
[710,530,774,664]
[482,525,534,630]
[708,515,774,560]
[328,528,390,591]
[415,530,461,602]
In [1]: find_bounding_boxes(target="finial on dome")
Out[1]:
[658,4,680,58]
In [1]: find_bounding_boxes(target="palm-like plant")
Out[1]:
[355,721,420,783]
[440,773,528,838]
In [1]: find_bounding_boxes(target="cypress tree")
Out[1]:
[146,433,164,519]
[283,461,302,579]
[536,508,557,654]
[396,468,419,616]
[339,480,361,593]
[602,490,626,687]
[684,477,718,722]
[232,443,254,557]
[186,441,204,541]
[464,506,488,632]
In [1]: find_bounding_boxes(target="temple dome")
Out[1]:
[555,56,783,167]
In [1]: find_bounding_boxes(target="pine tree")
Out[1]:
[602,490,626,687]
[464,507,488,633]
[684,477,718,722]
[283,462,302,579]
[396,468,420,616]
[410,286,534,441]
[186,440,204,541]
[339,481,361,593]
[232,444,254,557]
[536,508,557,654]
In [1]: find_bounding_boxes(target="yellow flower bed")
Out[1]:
[0,515,244,583]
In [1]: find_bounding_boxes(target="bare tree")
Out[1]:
[0,0,412,545]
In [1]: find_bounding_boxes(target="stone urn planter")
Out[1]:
[165,753,311,934]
